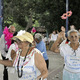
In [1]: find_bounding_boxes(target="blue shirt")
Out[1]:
[36,40,48,60]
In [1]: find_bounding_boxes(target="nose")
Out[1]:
[72,36,77,41]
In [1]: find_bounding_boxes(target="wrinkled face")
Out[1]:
[68,32,79,44]
[9,26,15,34]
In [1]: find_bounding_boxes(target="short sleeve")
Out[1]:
[59,46,64,57]
[6,44,16,60]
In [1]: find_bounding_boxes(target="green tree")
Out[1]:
[3,0,80,33]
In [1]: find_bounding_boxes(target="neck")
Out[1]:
[70,42,79,50]
[21,46,30,57]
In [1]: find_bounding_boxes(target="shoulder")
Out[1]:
[33,48,41,53]
[60,43,69,50]
[9,43,16,50]
[40,41,45,45]
[31,48,42,56]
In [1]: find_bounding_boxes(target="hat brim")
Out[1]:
[12,32,33,44]
[14,35,33,43]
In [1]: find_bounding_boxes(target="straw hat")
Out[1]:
[12,32,33,44]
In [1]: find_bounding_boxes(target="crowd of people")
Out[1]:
[0,25,80,80]
[0,26,48,80]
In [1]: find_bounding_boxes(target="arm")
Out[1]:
[35,53,48,79]
[50,38,61,53]
[11,50,16,59]
[0,60,13,67]
[50,31,66,53]
[0,55,16,67]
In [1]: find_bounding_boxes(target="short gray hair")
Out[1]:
[35,33,42,41]
[67,29,79,37]
[9,25,13,29]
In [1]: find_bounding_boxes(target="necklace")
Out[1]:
[69,43,80,56]
[17,47,30,78]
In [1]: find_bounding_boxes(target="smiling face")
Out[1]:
[68,32,79,44]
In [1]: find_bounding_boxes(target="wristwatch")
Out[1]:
[39,77,43,80]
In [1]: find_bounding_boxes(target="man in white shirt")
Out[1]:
[0,25,15,80]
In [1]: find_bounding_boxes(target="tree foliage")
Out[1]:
[3,0,80,33]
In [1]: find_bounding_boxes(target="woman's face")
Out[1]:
[68,32,79,44]
[61,26,65,32]
[16,41,29,49]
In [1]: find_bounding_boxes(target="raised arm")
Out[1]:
[50,31,66,53]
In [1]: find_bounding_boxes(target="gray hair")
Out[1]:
[34,33,42,41]
[9,25,13,29]
[67,29,79,37]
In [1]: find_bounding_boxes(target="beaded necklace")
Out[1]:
[17,47,30,78]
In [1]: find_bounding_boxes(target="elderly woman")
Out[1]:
[34,33,49,69]
[0,32,48,80]
[51,29,80,80]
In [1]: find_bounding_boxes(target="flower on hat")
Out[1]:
[17,30,26,36]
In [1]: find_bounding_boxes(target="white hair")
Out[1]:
[35,33,42,41]
[8,25,14,29]
[67,29,79,37]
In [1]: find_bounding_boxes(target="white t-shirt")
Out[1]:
[60,43,80,73]
[6,42,18,74]
[50,34,58,41]
[6,42,18,60]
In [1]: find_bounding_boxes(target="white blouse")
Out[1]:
[13,48,42,80]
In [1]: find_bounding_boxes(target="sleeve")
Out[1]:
[6,44,16,60]
[0,35,7,57]
[35,48,43,56]
[59,46,64,57]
